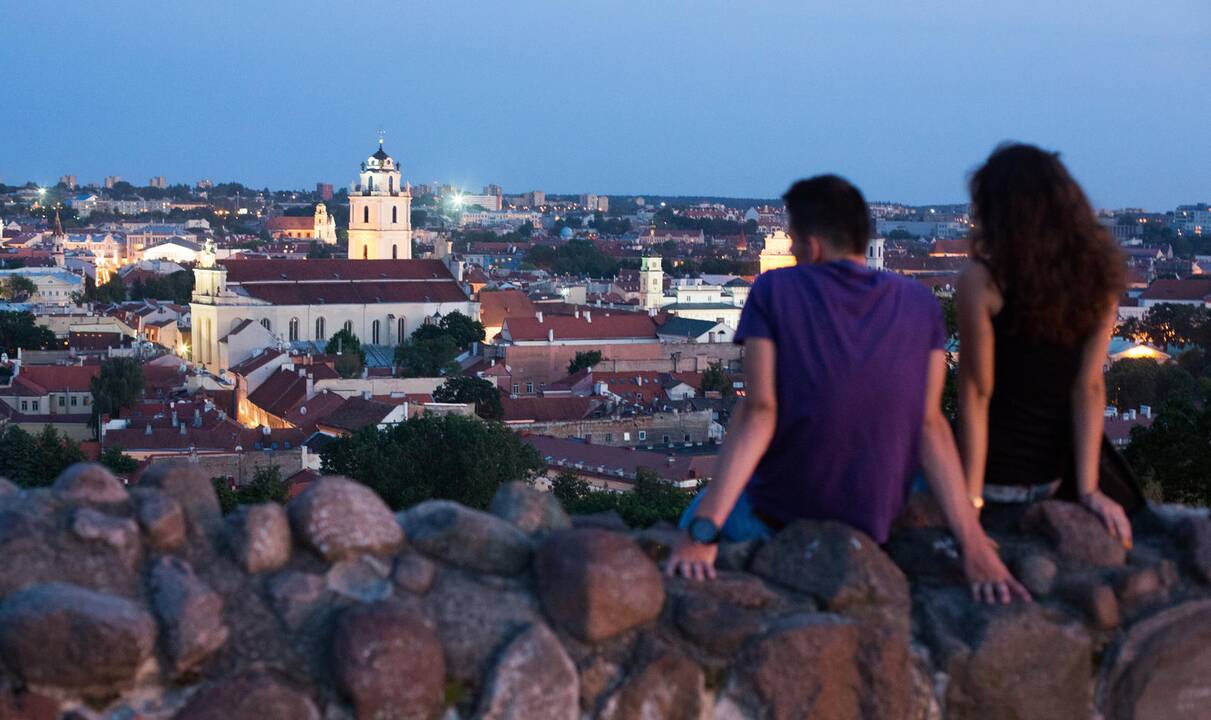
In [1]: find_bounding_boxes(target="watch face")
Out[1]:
[688,517,718,544]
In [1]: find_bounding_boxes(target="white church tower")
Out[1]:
[639,255,664,311]
[348,137,412,260]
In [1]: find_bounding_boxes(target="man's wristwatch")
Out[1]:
[687,516,721,545]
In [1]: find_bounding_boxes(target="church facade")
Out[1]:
[190,141,475,373]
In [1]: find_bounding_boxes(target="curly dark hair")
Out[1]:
[969,143,1125,345]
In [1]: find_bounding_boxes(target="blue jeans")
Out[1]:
[678,488,774,542]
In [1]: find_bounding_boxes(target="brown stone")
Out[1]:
[1020,500,1127,567]
[226,502,292,573]
[52,463,128,505]
[599,651,708,720]
[331,601,445,720]
[175,675,320,720]
[1099,599,1211,720]
[533,528,665,643]
[149,556,229,674]
[0,582,155,698]
[134,488,186,551]
[288,476,404,562]
[474,622,579,720]
[138,464,223,542]
[399,500,532,575]
[70,507,140,567]
[392,551,437,595]
[1177,516,1211,584]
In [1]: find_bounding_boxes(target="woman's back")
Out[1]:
[985,295,1084,486]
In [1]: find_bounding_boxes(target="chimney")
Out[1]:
[363,390,371,400]
[179,422,187,436]
[574,309,580,319]
[262,425,271,435]
[547,328,554,342]
[171,410,178,428]
[193,407,202,427]
[584,310,592,323]
[305,372,314,399]
[536,311,544,323]
[144,424,152,436]
[1140,405,1152,418]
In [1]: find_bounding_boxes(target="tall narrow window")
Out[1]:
[397,318,406,343]
[392,244,397,259]
[372,320,380,344]
[362,246,368,260]
[389,176,394,193]
[343,320,353,334]
[315,317,325,341]
[288,317,299,342]
[260,318,271,332]
[362,206,369,224]
[392,206,398,224]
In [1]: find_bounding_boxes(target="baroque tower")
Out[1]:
[639,256,664,311]
[348,138,412,260]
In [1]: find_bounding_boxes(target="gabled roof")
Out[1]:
[264,216,316,232]
[0,365,99,395]
[1140,277,1211,302]
[501,395,597,423]
[220,259,455,283]
[317,396,397,432]
[479,289,535,328]
[656,316,722,339]
[503,313,657,342]
[246,368,310,419]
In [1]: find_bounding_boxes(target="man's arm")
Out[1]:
[920,349,1031,603]
[665,337,778,581]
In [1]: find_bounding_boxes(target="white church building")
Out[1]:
[190,141,476,373]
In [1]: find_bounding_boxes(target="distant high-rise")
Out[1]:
[58,175,78,190]
[483,184,503,197]
[149,176,168,189]
[104,175,123,189]
[526,190,545,207]
[316,183,334,201]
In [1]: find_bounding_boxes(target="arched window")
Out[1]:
[372,320,380,344]
[392,244,397,259]
[362,206,369,224]
[343,320,353,335]
[315,317,325,341]
[288,317,299,342]
[260,318,271,333]
[362,245,368,260]
[397,317,407,343]
[389,176,394,194]
[392,206,398,224]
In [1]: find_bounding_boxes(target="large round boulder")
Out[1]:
[288,476,404,562]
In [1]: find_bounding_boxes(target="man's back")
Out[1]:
[735,260,945,542]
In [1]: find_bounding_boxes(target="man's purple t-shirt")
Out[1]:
[735,260,946,543]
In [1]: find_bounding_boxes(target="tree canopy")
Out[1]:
[700,361,734,397]
[325,328,366,378]
[99,445,138,475]
[1125,380,1211,505]
[0,425,85,487]
[1,275,38,302]
[212,464,290,514]
[567,350,602,375]
[1105,358,1197,412]
[550,468,695,527]
[432,376,503,420]
[89,358,144,431]
[128,270,194,304]
[0,311,58,356]
[524,239,619,276]
[320,414,542,510]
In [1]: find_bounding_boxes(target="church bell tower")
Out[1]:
[347,136,412,260]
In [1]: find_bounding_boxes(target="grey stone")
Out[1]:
[267,570,331,630]
[1177,516,1211,584]
[53,463,129,505]
[392,552,437,595]
[400,500,532,575]
[71,507,140,566]
[488,481,571,535]
[534,528,665,643]
[327,555,393,602]
[289,476,404,562]
[0,477,18,497]
[138,464,223,542]
[599,650,709,720]
[1014,553,1058,597]
[226,502,291,573]
[474,622,578,720]
[1020,500,1127,567]
[752,520,910,633]
[149,556,229,674]
[331,601,445,720]
[0,582,155,698]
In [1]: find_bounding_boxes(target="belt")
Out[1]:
[983,480,1061,504]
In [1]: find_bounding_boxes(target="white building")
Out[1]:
[0,267,83,305]
[348,140,412,260]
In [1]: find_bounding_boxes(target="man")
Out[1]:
[666,175,1028,604]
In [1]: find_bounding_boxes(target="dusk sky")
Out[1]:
[2,1,1207,209]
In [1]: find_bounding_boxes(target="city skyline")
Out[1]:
[1,1,1208,210]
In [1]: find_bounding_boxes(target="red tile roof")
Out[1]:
[282,390,346,430]
[479,289,535,328]
[523,434,715,484]
[503,313,657,342]
[237,280,467,305]
[1140,278,1211,302]
[2,365,99,395]
[265,216,316,232]
[220,259,455,283]
[247,368,310,419]
[316,396,397,432]
[501,396,597,422]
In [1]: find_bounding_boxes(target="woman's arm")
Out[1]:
[1072,303,1132,547]
[956,262,1001,506]
[666,337,778,580]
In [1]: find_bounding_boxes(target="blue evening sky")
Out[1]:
[1,1,1207,209]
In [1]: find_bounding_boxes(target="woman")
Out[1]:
[957,143,1133,547]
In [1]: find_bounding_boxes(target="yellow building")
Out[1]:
[759,229,796,274]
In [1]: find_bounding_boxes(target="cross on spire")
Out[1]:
[377,129,386,147]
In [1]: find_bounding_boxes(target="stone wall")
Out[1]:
[0,464,1208,719]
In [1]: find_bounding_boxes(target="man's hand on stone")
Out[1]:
[664,536,718,581]
[963,533,1032,605]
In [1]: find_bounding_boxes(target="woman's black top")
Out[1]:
[984,293,1084,487]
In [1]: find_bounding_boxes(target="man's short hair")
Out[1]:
[782,175,871,255]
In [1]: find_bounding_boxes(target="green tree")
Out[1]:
[700,361,734,397]
[439,311,485,350]
[320,414,542,510]
[99,445,138,475]
[0,311,57,355]
[0,425,84,487]
[433,376,503,420]
[1124,381,1211,505]
[326,328,366,378]
[89,358,144,431]
[395,336,460,377]
[550,467,695,527]
[568,350,603,375]
[2,275,38,302]
[1105,358,1196,411]
[211,465,289,513]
